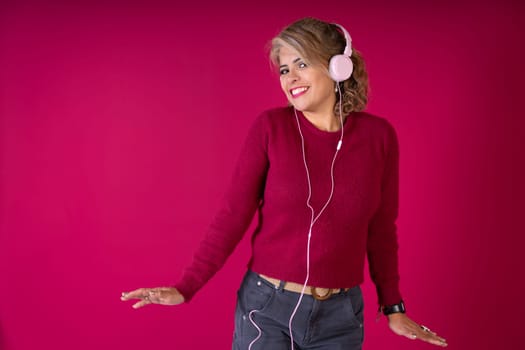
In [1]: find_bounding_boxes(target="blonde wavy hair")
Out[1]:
[269,17,369,115]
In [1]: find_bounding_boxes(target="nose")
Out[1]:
[285,68,299,85]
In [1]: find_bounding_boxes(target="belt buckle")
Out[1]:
[311,287,333,301]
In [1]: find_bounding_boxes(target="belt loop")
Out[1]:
[278,280,286,292]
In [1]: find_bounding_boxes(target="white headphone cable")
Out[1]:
[287,86,344,349]
[247,86,344,350]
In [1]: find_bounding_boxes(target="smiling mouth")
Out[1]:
[290,86,309,97]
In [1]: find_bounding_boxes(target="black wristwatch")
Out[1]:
[381,300,406,315]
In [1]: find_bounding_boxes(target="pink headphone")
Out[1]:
[329,24,353,82]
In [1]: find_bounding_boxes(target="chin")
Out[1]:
[290,102,309,112]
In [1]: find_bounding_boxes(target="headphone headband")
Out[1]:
[332,23,352,57]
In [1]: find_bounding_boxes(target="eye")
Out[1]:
[298,62,307,69]
[279,68,289,75]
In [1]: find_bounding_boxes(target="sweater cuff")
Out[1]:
[376,282,403,306]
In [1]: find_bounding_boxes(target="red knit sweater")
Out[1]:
[174,106,402,306]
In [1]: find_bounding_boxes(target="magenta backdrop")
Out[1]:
[1,1,524,349]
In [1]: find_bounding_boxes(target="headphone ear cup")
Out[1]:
[329,54,354,82]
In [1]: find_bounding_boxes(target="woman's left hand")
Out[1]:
[387,313,448,347]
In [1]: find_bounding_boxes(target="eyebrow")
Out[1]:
[279,57,301,69]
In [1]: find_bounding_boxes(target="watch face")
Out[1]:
[383,301,406,315]
[399,301,406,312]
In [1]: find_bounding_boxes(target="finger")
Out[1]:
[400,325,419,340]
[420,324,437,336]
[417,329,448,347]
[399,320,423,340]
[422,335,448,347]
[400,321,440,344]
[419,325,447,345]
[406,332,418,340]
[121,288,149,300]
[404,327,427,341]
[132,298,152,309]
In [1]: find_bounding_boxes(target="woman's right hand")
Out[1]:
[121,287,185,309]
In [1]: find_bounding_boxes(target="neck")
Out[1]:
[302,110,343,132]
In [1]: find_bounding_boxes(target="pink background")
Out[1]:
[1,1,524,349]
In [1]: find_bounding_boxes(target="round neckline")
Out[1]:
[295,109,353,138]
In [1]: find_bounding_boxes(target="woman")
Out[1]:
[121,17,447,349]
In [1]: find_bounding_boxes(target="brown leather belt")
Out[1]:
[259,274,349,301]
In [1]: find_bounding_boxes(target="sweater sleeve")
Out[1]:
[366,120,403,306]
[173,114,269,302]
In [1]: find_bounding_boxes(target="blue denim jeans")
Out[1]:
[232,270,364,350]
